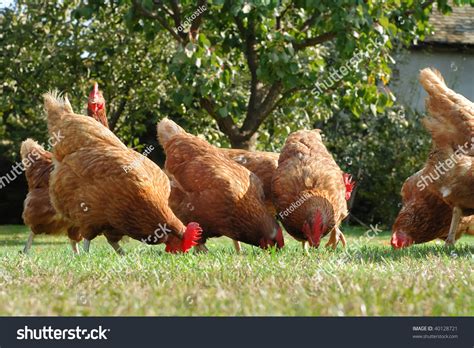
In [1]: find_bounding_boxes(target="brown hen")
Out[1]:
[219,148,279,216]
[272,130,353,250]
[158,118,284,251]
[419,68,474,245]
[391,169,474,248]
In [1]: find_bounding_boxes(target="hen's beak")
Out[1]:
[88,83,104,115]
[88,102,99,114]
[390,231,413,249]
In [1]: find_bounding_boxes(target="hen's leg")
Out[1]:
[302,241,309,255]
[446,207,462,246]
[70,240,80,255]
[194,244,209,253]
[67,227,81,255]
[108,241,126,255]
[233,240,242,253]
[22,231,35,254]
[325,227,347,249]
[83,239,91,253]
[105,234,125,255]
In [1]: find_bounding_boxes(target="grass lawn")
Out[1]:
[0,224,472,316]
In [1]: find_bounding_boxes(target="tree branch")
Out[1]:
[200,97,239,138]
[299,10,319,32]
[292,31,337,51]
[276,2,292,30]
[168,0,188,40]
[234,14,261,122]
[109,98,128,132]
[241,81,283,136]
[132,0,183,42]
[189,0,207,38]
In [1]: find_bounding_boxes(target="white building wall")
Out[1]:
[391,49,474,112]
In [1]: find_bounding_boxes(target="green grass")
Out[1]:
[0,225,472,316]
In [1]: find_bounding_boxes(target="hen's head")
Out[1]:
[87,82,105,116]
[391,205,415,249]
[343,173,355,201]
[259,221,285,249]
[302,210,329,247]
[390,230,414,249]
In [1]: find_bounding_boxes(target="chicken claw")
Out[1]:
[325,227,347,249]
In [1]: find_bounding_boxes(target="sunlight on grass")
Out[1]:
[0,225,472,316]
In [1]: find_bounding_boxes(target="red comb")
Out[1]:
[165,222,202,253]
[390,231,413,249]
[343,173,355,201]
[181,222,202,252]
[275,226,285,248]
[302,211,324,247]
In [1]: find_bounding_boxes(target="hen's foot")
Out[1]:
[325,227,347,249]
[302,241,309,255]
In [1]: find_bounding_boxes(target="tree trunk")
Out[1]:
[230,132,258,150]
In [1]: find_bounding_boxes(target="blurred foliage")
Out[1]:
[322,107,432,225]
[0,0,179,157]
[0,0,472,224]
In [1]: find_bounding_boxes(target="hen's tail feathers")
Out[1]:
[20,139,45,161]
[165,222,202,253]
[419,68,474,149]
[43,90,73,131]
[20,139,53,188]
[157,118,186,148]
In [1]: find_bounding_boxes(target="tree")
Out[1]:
[76,0,471,149]
[0,0,176,159]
